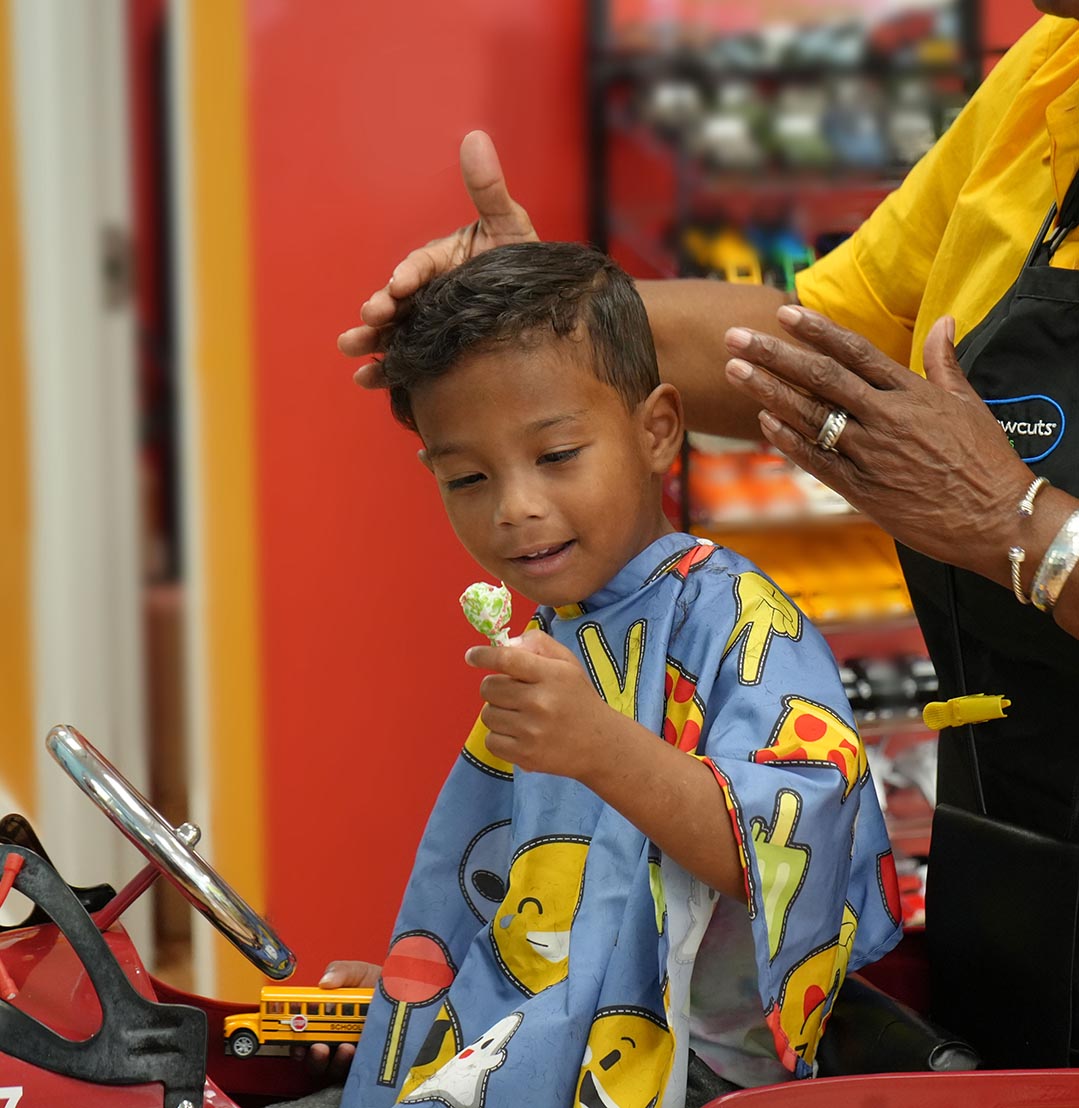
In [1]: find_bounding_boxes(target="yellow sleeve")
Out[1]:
[795,17,1062,371]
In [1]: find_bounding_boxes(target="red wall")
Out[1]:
[245,0,585,980]
[982,0,1040,62]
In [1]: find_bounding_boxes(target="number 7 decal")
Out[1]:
[0,1088,23,1108]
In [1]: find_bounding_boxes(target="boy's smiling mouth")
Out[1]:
[512,540,575,566]
[507,540,579,586]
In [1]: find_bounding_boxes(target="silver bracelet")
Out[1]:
[1008,546,1030,605]
[1007,477,1050,605]
[1031,509,1079,612]
[1017,476,1050,517]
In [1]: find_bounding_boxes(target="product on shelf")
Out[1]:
[746,215,817,291]
[886,77,939,166]
[679,222,763,283]
[639,76,706,135]
[690,80,768,171]
[771,85,833,170]
[823,77,888,170]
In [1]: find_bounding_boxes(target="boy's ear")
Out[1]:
[417,448,434,472]
[639,383,684,473]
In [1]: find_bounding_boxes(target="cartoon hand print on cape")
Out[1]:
[750,790,809,961]
[766,904,858,1069]
[672,878,718,965]
[578,619,646,718]
[722,572,802,685]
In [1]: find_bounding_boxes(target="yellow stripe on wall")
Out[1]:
[0,0,36,816]
[185,2,265,1000]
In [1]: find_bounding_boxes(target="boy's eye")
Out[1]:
[445,473,485,491]
[539,448,581,466]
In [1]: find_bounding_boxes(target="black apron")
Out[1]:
[897,166,1079,841]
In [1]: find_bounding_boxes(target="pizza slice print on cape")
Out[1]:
[754,696,867,800]
[722,572,802,686]
[663,659,705,752]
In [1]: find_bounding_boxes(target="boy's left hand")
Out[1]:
[465,629,613,780]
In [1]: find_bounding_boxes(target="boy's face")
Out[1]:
[412,340,682,608]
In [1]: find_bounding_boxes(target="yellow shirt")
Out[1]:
[796,16,1079,377]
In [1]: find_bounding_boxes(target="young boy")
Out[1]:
[338,242,901,1108]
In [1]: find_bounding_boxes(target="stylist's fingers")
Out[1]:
[338,320,383,358]
[754,409,862,491]
[774,305,911,391]
[351,357,387,390]
[369,132,537,314]
[459,130,538,246]
[378,227,476,310]
[922,316,977,398]
[725,323,878,423]
[724,354,838,447]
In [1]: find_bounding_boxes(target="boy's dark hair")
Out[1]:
[382,242,660,430]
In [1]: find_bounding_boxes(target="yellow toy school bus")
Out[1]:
[224,985,375,1058]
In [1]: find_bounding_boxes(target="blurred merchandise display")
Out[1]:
[678,221,763,282]
[594,0,980,871]
[679,440,847,526]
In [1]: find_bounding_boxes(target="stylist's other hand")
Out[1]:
[339,130,538,388]
[723,308,1033,582]
[293,959,382,1082]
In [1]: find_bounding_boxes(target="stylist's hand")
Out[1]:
[293,959,381,1082]
[339,130,537,388]
[723,307,1034,583]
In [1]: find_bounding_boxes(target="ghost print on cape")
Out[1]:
[343,534,902,1108]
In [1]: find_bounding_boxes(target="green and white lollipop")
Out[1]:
[460,581,512,646]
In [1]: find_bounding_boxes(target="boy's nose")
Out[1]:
[495,478,546,526]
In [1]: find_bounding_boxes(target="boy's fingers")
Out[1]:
[467,632,579,677]
[514,629,577,662]
[319,959,381,988]
[328,1043,357,1081]
[466,643,548,680]
[479,673,531,709]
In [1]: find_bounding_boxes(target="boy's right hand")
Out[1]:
[293,959,382,1082]
[338,129,538,388]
